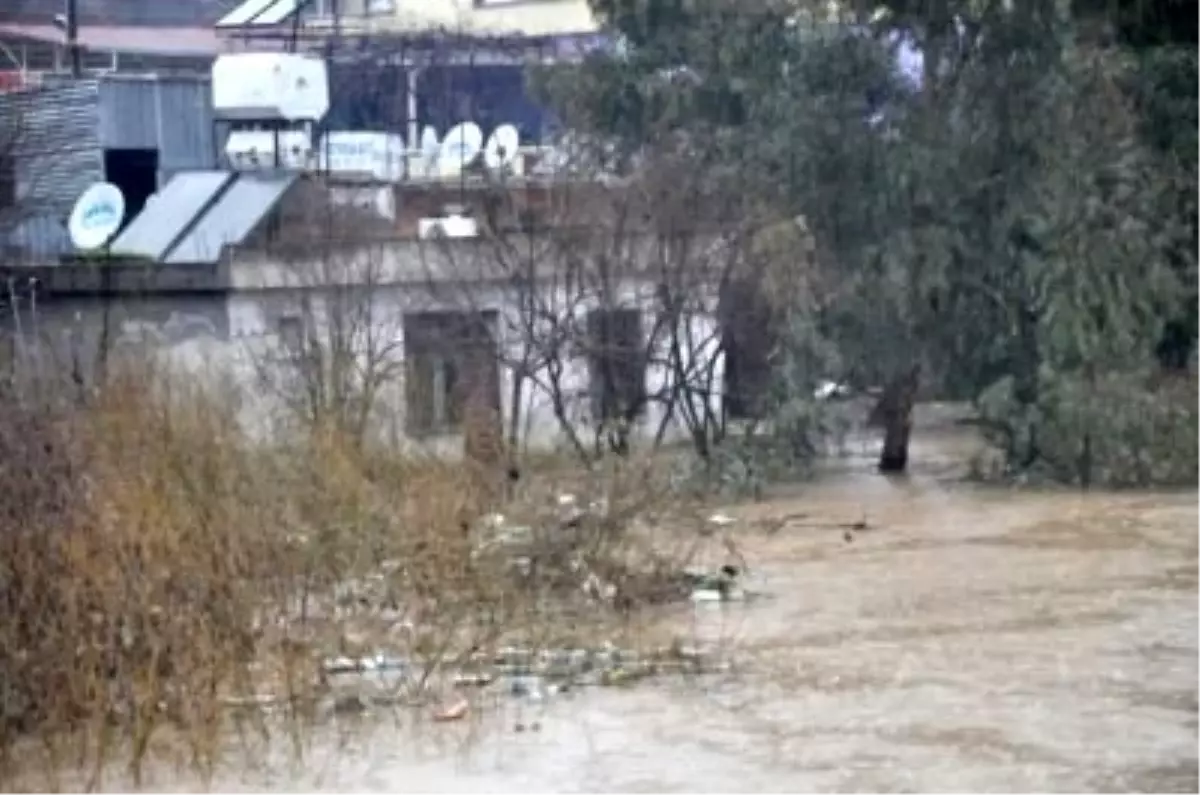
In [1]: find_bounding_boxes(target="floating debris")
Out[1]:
[690,588,725,603]
[685,565,745,603]
[332,694,369,716]
[453,671,495,688]
[582,572,617,602]
[322,653,409,676]
[226,640,733,719]
[813,379,851,400]
[220,693,286,709]
[509,675,546,701]
[432,695,469,722]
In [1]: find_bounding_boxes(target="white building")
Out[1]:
[20,169,744,460]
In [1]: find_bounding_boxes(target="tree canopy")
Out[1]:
[533,0,1197,485]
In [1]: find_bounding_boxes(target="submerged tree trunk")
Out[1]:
[872,364,921,474]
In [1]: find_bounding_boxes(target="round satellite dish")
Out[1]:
[438,121,482,179]
[420,125,440,153]
[483,124,520,173]
[419,125,440,177]
[67,182,125,251]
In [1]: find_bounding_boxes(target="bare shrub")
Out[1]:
[0,349,729,789]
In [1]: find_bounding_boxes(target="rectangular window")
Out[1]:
[0,151,14,211]
[586,307,645,422]
[720,281,775,420]
[277,315,304,353]
[404,310,499,436]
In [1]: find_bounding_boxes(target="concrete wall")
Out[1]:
[223,277,723,457]
[13,228,728,458]
[1,81,104,260]
[15,284,724,460]
[2,289,230,390]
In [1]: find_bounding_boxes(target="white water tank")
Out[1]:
[225,129,314,171]
[418,215,479,240]
[212,53,330,122]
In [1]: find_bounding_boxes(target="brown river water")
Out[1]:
[82,417,1200,792]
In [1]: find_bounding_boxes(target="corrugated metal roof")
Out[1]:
[96,76,216,171]
[165,172,295,265]
[109,170,233,261]
[0,80,104,219]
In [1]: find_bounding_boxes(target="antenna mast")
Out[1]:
[65,0,81,77]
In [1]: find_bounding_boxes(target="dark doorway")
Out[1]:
[586,307,646,422]
[720,280,776,420]
[103,148,159,228]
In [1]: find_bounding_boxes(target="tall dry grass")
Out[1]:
[0,359,718,790]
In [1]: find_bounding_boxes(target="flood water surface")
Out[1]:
[136,431,1200,792]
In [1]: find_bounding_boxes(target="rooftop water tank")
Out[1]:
[212,53,330,122]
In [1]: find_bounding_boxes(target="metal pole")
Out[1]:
[66,0,82,77]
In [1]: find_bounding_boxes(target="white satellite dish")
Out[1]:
[419,125,439,153]
[438,121,483,179]
[419,125,440,177]
[483,124,520,173]
[67,182,125,251]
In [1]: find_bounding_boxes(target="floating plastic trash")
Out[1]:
[432,695,469,722]
[322,653,408,676]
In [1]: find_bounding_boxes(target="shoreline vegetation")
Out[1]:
[0,361,753,789]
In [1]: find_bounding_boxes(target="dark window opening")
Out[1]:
[0,151,15,211]
[103,148,158,230]
[587,308,646,422]
[721,281,775,420]
[404,310,500,437]
[277,315,305,353]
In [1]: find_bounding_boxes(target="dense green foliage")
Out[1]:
[536,0,1196,486]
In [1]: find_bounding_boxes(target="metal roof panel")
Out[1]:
[109,170,234,261]
[249,0,300,25]
[164,172,296,265]
[215,0,279,27]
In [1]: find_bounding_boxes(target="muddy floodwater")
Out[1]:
[121,419,1200,792]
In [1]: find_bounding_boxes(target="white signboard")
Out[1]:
[319,132,406,182]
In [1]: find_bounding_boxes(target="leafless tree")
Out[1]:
[416,137,782,468]
[242,180,407,446]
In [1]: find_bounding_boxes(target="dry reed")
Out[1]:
[0,359,722,790]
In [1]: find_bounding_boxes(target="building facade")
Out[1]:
[0,0,226,80]
[0,73,218,258]
[0,0,736,459]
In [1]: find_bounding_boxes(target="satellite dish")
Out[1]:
[438,121,482,179]
[68,182,125,251]
[483,124,520,173]
[419,125,440,177]
[420,125,439,153]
